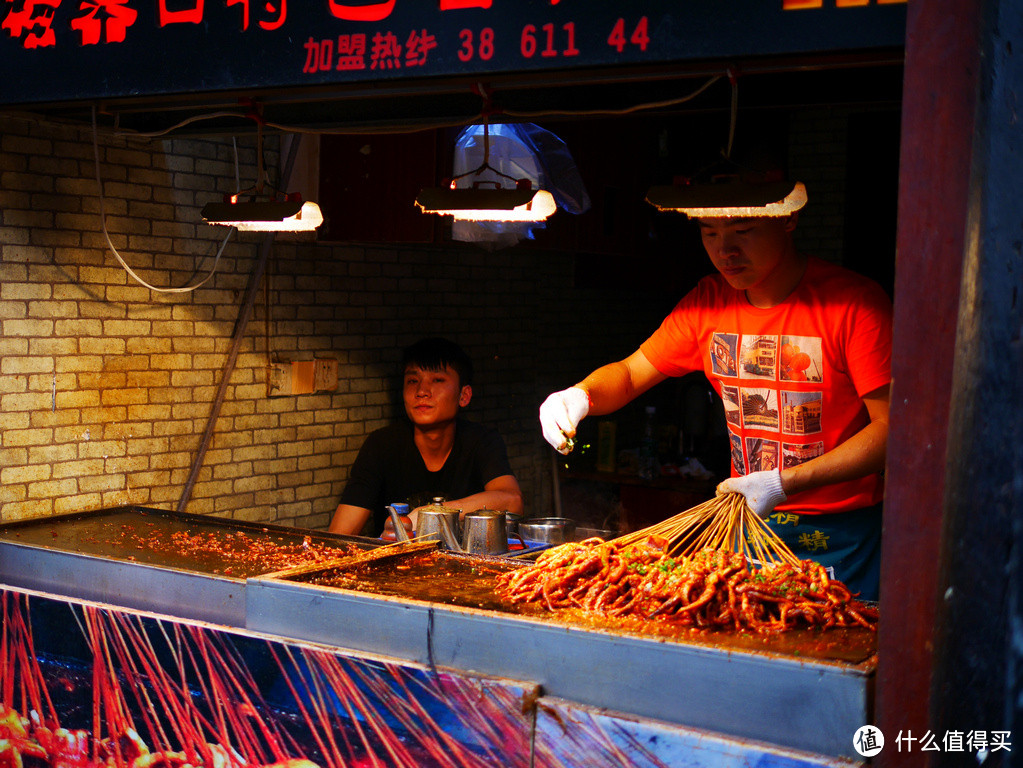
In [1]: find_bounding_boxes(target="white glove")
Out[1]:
[717,469,787,518]
[539,387,590,454]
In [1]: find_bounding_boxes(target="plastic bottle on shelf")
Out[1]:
[638,406,659,481]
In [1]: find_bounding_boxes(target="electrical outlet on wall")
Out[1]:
[314,358,339,391]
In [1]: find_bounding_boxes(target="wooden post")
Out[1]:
[876,0,978,763]
[878,0,1022,764]
[928,0,1023,758]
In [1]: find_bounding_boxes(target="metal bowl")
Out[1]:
[517,517,576,545]
[576,527,619,541]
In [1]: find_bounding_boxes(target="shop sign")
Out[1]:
[0,0,906,106]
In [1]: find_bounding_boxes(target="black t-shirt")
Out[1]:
[339,419,514,535]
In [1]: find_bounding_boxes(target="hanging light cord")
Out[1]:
[92,104,233,294]
[448,85,523,188]
[501,74,724,120]
[103,73,726,140]
[113,110,249,138]
[725,69,739,159]
[259,74,726,135]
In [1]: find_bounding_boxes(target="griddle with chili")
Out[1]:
[291,548,877,665]
[0,507,365,579]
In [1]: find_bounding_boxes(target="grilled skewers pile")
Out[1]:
[497,494,878,634]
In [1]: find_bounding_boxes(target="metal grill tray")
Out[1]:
[0,508,876,759]
[0,506,375,626]
[246,548,876,760]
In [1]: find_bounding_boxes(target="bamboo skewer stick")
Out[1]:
[617,492,800,567]
[260,538,438,580]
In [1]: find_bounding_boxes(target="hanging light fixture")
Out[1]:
[202,196,323,231]
[645,177,807,217]
[415,115,555,223]
[416,179,556,222]
[643,68,806,219]
[202,120,323,232]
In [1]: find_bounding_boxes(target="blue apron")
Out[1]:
[762,503,882,602]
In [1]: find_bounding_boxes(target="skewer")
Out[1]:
[616,492,799,566]
[260,538,439,580]
[499,493,877,633]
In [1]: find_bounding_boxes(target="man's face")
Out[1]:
[402,364,471,427]
[697,215,797,292]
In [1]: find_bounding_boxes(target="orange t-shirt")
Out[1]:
[640,257,893,515]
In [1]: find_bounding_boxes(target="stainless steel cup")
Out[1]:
[460,510,507,555]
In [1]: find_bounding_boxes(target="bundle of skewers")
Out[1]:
[497,493,878,633]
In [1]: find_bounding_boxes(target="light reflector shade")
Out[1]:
[415,187,556,222]
[202,200,323,232]
[645,181,807,218]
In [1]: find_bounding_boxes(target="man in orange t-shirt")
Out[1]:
[539,179,892,600]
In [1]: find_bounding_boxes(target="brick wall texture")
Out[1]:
[0,108,859,531]
[0,112,671,529]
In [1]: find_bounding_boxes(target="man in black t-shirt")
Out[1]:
[328,338,522,537]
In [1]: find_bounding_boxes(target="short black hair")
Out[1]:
[401,337,473,387]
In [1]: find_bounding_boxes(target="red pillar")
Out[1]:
[876,1,982,765]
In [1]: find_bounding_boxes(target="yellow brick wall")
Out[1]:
[0,112,668,531]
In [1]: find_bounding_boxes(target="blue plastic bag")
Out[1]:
[451,122,590,248]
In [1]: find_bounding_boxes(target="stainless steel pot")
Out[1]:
[518,517,576,544]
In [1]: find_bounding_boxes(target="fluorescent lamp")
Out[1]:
[202,199,323,232]
[645,180,807,218]
[415,186,556,222]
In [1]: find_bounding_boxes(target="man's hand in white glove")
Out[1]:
[539,387,590,454]
[716,469,787,519]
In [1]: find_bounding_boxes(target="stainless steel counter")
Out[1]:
[247,561,873,761]
[0,506,373,626]
[0,506,873,761]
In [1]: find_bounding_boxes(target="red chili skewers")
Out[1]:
[497,537,879,633]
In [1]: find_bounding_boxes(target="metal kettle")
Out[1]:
[385,502,413,542]
[386,503,510,555]
[416,504,463,550]
[386,501,463,550]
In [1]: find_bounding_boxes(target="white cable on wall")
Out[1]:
[91,105,234,294]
